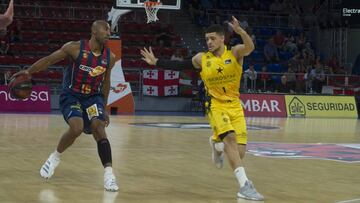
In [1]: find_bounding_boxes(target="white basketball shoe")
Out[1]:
[104,167,119,192]
[40,152,60,179]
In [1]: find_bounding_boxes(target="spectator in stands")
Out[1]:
[275,75,294,93]
[327,54,345,74]
[243,63,257,92]
[296,60,307,93]
[272,30,285,49]
[312,69,325,93]
[0,40,9,55]
[258,65,272,92]
[311,57,325,93]
[283,35,298,54]
[284,63,297,93]
[296,32,307,51]
[0,0,13,36]
[264,38,279,63]
[288,52,301,72]
[170,48,184,61]
[302,42,315,61]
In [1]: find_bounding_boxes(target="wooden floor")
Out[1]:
[0,114,359,203]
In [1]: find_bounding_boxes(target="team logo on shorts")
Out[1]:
[206,61,211,67]
[70,103,82,112]
[223,117,229,123]
[83,52,88,59]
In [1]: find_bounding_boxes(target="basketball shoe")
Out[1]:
[104,167,119,192]
[237,180,264,201]
[209,136,224,169]
[40,152,60,179]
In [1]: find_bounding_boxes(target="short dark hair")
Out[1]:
[205,24,224,36]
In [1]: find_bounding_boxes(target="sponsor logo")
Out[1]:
[224,59,232,64]
[306,102,355,111]
[285,95,357,118]
[0,90,49,101]
[130,123,279,130]
[242,99,281,112]
[288,97,306,117]
[90,66,106,77]
[240,94,287,117]
[111,83,128,94]
[342,8,360,16]
[79,65,106,77]
[247,142,360,163]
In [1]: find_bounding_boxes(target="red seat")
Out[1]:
[124,72,140,82]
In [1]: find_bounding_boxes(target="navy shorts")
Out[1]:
[60,92,105,134]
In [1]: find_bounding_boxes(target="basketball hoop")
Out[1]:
[144,1,162,23]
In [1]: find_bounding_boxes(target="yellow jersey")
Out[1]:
[200,48,242,102]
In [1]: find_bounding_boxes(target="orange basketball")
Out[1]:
[8,72,32,99]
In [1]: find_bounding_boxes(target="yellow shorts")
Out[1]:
[207,99,247,144]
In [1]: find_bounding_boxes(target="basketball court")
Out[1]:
[0,114,359,203]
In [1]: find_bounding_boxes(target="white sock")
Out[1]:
[52,150,61,159]
[234,167,248,187]
[104,166,113,174]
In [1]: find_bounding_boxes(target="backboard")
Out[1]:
[114,0,181,10]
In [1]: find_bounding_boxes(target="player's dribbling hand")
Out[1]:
[141,47,158,66]
[10,69,31,81]
[228,16,246,35]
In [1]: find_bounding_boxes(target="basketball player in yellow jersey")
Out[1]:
[141,16,264,201]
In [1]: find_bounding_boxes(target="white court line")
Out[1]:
[336,198,360,203]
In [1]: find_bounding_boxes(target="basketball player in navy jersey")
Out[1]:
[0,0,14,36]
[12,20,119,191]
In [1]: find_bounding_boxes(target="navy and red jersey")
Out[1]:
[63,40,110,95]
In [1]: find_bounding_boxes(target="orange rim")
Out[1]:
[144,1,161,7]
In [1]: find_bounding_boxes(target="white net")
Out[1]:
[144,2,161,23]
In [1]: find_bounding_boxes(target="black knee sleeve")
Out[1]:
[97,138,112,167]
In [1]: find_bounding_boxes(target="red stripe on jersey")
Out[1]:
[71,40,109,94]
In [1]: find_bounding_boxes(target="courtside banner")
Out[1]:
[0,85,51,112]
[240,94,287,117]
[285,95,357,118]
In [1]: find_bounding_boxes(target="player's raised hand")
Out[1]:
[0,0,14,30]
[228,16,246,35]
[141,47,158,66]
